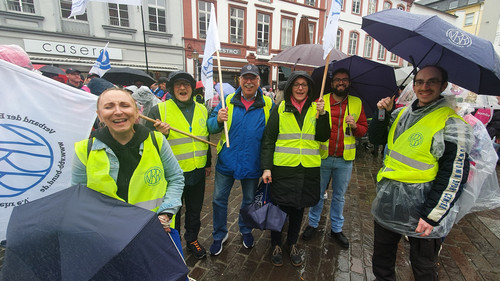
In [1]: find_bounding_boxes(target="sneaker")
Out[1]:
[186,240,207,259]
[210,233,228,256]
[242,232,254,248]
[301,225,317,241]
[331,230,349,248]
[287,244,304,267]
[271,245,283,267]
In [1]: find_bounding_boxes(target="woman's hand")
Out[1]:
[158,214,172,233]
[317,98,325,115]
[262,169,272,184]
[154,119,170,135]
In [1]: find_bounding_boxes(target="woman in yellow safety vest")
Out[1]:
[260,71,331,267]
[71,88,184,232]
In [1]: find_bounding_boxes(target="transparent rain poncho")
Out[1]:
[371,97,475,238]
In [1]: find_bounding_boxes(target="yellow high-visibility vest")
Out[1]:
[273,101,321,167]
[377,106,463,183]
[158,100,208,172]
[319,94,362,160]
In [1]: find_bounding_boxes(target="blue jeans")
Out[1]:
[308,156,353,232]
[212,171,259,240]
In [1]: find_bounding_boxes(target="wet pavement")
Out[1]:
[184,140,500,281]
[1,138,499,281]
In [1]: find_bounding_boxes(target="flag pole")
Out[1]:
[215,50,230,148]
[316,52,331,119]
[140,5,149,73]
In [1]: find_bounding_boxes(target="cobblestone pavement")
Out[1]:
[1,141,499,281]
[184,143,500,281]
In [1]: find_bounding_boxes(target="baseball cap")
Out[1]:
[240,64,259,76]
[66,68,81,75]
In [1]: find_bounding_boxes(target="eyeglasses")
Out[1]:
[332,78,349,83]
[292,83,308,88]
[174,81,191,88]
[414,79,442,87]
[240,75,259,81]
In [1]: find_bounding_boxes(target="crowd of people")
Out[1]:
[3,43,497,281]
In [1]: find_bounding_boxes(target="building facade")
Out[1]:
[0,0,185,79]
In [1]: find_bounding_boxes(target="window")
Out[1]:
[377,45,386,60]
[230,7,244,44]
[348,32,358,55]
[257,13,270,55]
[109,4,129,27]
[339,0,344,10]
[281,18,293,49]
[364,36,373,58]
[149,0,166,32]
[464,13,474,26]
[198,1,210,38]
[390,53,398,62]
[308,23,315,44]
[258,0,271,3]
[352,0,361,14]
[7,0,35,13]
[335,29,343,50]
[449,1,458,9]
[61,0,87,20]
[383,1,392,10]
[368,0,377,15]
[468,0,478,4]
[305,0,316,6]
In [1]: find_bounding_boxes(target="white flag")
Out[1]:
[0,60,97,240]
[322,0,342,59]
[89,42,111,77]
[70,0,142,18]
[201,3,220,102]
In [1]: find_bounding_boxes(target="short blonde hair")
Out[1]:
[97,88,138,110]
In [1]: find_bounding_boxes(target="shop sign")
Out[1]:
[23,39,123,59]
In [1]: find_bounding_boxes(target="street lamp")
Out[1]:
[192,49,199,81]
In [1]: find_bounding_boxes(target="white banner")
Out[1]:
[89,42,111,77]
[201,3,220,102]
[0,60,97,240]
[322,0,342,59]
[70,0,142,18]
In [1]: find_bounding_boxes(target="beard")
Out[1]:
[332,86,349,97]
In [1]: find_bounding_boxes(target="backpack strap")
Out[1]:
[150,131,160,154]
[86,137,94,158]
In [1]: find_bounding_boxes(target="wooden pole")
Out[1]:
[139,114,217,147]
[316,52,331,118]
[216,50,230,148]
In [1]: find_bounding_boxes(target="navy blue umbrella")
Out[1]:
[312,55,397,117]
[1,185,188,281]
[362,9,500,95]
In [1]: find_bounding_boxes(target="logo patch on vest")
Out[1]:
[145,166,162,186]
[408,132,423,147]
[199,118,207,128]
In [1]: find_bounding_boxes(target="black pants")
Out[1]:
[271,206,304,246]
[372,221,441,281]
[175,176,205,242]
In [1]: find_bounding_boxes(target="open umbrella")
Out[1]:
[1,185,188,281]
[102,67,155,87]
[269,44,348,71]
[311,55,398,117]
[394,66,415,86]
[38,65,66,76]
[362,9,500,95]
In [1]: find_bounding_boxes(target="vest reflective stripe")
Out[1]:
[217,93,273,153]
[74,132,168,213]
[158,100,209,172]
[377,106,461,183]
[273,101,321,167]
[319,94,362,160]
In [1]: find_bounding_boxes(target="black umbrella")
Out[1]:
[1,185,188,281]
[39,65,66,76]
[102,67,155,87]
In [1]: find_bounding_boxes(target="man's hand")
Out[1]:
[217,108,228,123]
[415,218,434,237]
[158,214,172,233]
[262,169,272,184]
[377,96,395,111]
[154,119,171,135]
[345,115,357,130]
[316,98,326,115]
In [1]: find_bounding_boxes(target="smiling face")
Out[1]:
[331,72,350,98]
[239,74,260,99]
[413,66,448,107]
[97,89,138,142]
[172,79,193,102]
[291,77,309,102]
